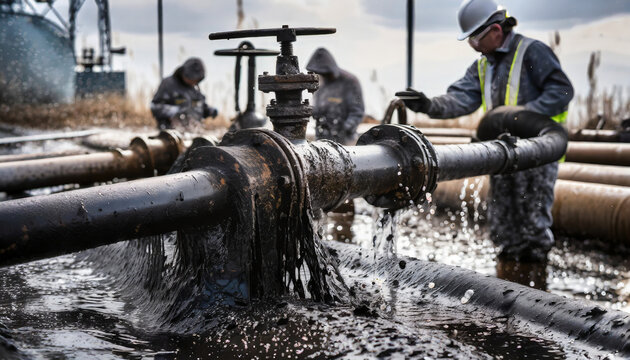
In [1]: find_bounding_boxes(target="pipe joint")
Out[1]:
[357,124,438,209]
[129,130,185,175]
[496,133,518,173]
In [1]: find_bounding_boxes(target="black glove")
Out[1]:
[395,88,431,114]
[203,104,219,118]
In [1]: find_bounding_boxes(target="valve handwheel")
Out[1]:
[209,25,337,141]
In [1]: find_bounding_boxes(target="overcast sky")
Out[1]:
[36,0,630,122]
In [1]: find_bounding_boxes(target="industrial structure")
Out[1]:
[0,0,125,104]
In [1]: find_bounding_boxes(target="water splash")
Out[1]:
[81,145,350,332]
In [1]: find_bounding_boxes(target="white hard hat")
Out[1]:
[457,0,506,41]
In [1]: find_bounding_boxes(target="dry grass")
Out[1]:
[0,94,233,131]
[570,51,630,129]
[0,94,153,130]
[572,87,630,130]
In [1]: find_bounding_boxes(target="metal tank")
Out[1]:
[0,3,75,104]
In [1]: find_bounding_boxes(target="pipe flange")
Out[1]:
[128,135,155,176]
[266,104,313,121]
[357,124,438,210]
[220,129,307,207]
[130,130,187,175]
[258,73,319,93]
[495,133,518,173]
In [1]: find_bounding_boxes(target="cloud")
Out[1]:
[362,0,630,31]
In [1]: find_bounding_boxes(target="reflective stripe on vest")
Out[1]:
[477,38,567,124]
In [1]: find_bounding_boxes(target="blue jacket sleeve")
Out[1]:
[522,41,574,117]
[426,61,482,119]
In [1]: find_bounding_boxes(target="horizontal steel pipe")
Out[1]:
[569,129,629,142]
[434,133,567,182]
[0,150,145,192]
[0,133,421,266]
[558,162,630,187]
[435,107,567,182]
[426,136,471,145]
[0,170,229,267]
[429,138,630,167]
[0,131,184,192]
[0,129,100,145]
[565,141,630,166]
[433,177,630,245]
[0,149,90,163]
[295,142,404,211]
[0,107,568,266]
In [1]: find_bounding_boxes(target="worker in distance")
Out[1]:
[151,57,219,132]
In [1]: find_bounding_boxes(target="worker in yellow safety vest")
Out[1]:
[398,0,574,262]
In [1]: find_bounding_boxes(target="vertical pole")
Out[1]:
[158,0,164,80]
[406,0,414,89]
[247,55,256,111]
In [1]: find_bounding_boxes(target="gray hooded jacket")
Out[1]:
[306,48,365,144]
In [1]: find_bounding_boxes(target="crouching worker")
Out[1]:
[397,0,574,262]
[151,57,218,131]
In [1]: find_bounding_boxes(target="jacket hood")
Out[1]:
[175,57,205,83]
[306,48,340,78]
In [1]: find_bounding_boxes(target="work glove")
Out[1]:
[395,88,431,114]
[151,103,180,119]
[203,104,219,118]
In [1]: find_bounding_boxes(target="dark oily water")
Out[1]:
[0,244,613,359]
[340,198,630,314]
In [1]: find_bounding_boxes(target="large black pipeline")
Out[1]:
[0,107,563,267]
[0,170,228,267]
[435,106,568,181]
